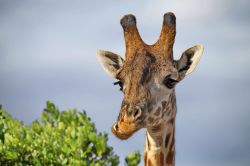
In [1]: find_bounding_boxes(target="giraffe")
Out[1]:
[97,12,204,166]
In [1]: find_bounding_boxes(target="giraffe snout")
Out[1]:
[112,122,134,140]
[111,104,144,140]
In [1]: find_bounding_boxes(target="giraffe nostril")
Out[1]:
[134,109,139,117]
[114,123,119,131]
[133,106,142,120]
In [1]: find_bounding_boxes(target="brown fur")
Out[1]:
[151,124,162,133]
[154,107,161,116]
[98,11,204,165]
[148,159,153,166]
[146,151,164,166]
[111,13,179,165]
[118,13,179,165]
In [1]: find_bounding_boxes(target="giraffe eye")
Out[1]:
[114,81,123,91]
[163,75,178,89]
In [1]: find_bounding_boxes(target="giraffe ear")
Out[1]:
[97,50,125,78]
[176,45,204,80]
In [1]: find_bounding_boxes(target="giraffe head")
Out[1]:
[97,13,204,140]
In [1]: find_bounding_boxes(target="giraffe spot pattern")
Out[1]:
[169,118,175,124]
[151,124,162,133]
[166,150,175,165]
[144,152,147,165]
[148,117,154,124]
[148,105,153,113]
[165,133,170,148]
[154,106,161,116]
[161,101,167,110]
[148,159,153,166]
[160,152,164,166]
[156,136,163,146]
[151,152,164,166]
[166,133,175,165]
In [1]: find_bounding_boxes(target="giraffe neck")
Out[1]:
[144,93,177,166]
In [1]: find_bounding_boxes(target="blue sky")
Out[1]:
[0,0,250,165]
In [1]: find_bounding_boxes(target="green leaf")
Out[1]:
[0,102,128,166]
[125,151,141,166]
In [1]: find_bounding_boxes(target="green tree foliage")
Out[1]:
[125,151,141,166]
[0,101,141,166]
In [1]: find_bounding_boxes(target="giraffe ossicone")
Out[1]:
[97,12,204,166]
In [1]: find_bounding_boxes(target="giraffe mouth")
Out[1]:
[111,123,139,140]
[112,127,132,140]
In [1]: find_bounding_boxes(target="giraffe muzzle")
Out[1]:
[112,122,135,140]
[111,106,143,140]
